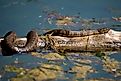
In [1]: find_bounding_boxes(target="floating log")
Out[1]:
[0,28,121,55]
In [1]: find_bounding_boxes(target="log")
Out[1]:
[0,28,121,55]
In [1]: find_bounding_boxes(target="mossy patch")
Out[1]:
[42,53,65,60]
[69,65,94,79]
[9,64,64,81]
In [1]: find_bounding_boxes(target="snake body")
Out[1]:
[17,30,39,53]
[1,30,39,55]
[44,28,110,37]
[1,31,17,55]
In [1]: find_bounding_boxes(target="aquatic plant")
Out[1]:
[102,56,121,77]
[41,53,65,60]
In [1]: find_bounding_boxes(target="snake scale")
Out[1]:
[1,30,39,56]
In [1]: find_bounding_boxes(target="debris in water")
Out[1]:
[112,17,121,22]
[42,53,65,60]
[14,58,19,64]
[102,56,121,77]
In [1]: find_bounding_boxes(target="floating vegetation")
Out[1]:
[41,63,63,71]
[73,59,92,66]
[31,52,42,57]
[65,53,93,65]
[55,16,78,26]
[95,52,106,58]
[1,51,121,81]
[45,10,109,29]
[8,63,64,81]
[102,56,121,77]
[5,65,27,76]
[41,53,65,60]
[69,65,94,79]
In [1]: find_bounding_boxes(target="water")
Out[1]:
[0,0,121,36]
[0,0,121,81]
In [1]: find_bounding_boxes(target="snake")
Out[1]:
[17,30,39,53]
[1,31,17,55]
[43,28,110,37]
[1,30,39,55]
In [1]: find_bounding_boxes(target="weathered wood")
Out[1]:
[46,29,121,53]
[0,28,121,55]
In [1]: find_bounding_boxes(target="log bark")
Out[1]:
[45,29,121,53]
[0,28,121,55]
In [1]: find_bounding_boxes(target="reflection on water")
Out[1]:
[0,0,121,81]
